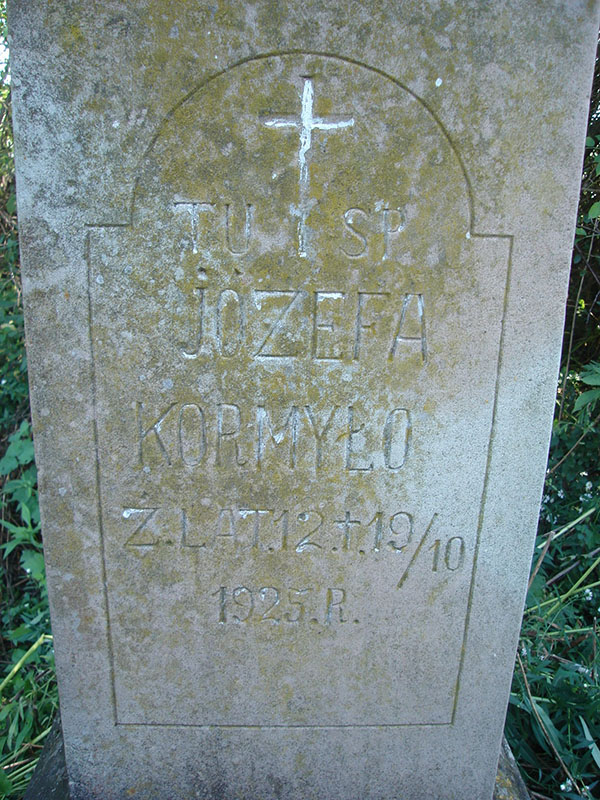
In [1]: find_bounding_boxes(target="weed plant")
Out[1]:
[0,7,598,799]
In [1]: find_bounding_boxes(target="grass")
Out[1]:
[505,363,600,799]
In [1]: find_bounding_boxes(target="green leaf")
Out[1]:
[20,501,31,527]
[7,624,33,643]
[588,201,600,218]
[6,190,15,215]
[575,227,586,235]
[580,362,600,385]
[580,374,600,386]
[20,550,45,582]
[579,716,600,769]
[531,697,563,755]
[0,518,32,539]
[0,451,18,475]
[573,388,600,411]
[586,136,595,146]
[0,769,14,793]
[16,438,34,465]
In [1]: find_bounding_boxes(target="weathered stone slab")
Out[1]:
[23,717,531,800]
[9,2,598,799]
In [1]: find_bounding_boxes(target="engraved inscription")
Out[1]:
[225,203,253,255]
[341,208,368,258]
[340,206,408,261]
[389,293,427,363]
[87,52,510,728]
[175,200,253,263]
[134,401,411,472]
[429,536,466,572]
[216,289,245,357]
[254,290,304,358]
[122,507,160,546]
[180,288,206,360]
[173,201,414,262]
[173,201,214,254]
[212,585,350,626]
[382,207,406,260]
[121,505,453,561]
[176,287,428,364]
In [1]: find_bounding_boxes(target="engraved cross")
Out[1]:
[262,77,354,257]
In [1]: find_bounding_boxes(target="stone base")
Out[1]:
[23,715,69,800]
[494,738,532,800]
[23,716,530,800]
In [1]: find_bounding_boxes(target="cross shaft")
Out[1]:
[263,77,354,257]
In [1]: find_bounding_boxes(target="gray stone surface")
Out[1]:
[8,2,598,799]
[23,716,530,800]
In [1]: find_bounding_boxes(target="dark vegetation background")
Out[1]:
[0,6,598,799]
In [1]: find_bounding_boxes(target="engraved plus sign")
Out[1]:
[263,77,354,257]
[335,511,361,552]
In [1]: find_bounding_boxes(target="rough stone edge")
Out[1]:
[22,714,530,799]
[493,737,532,800]
[22,713,70,800]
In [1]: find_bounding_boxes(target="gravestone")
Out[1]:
[8,2,599,799]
